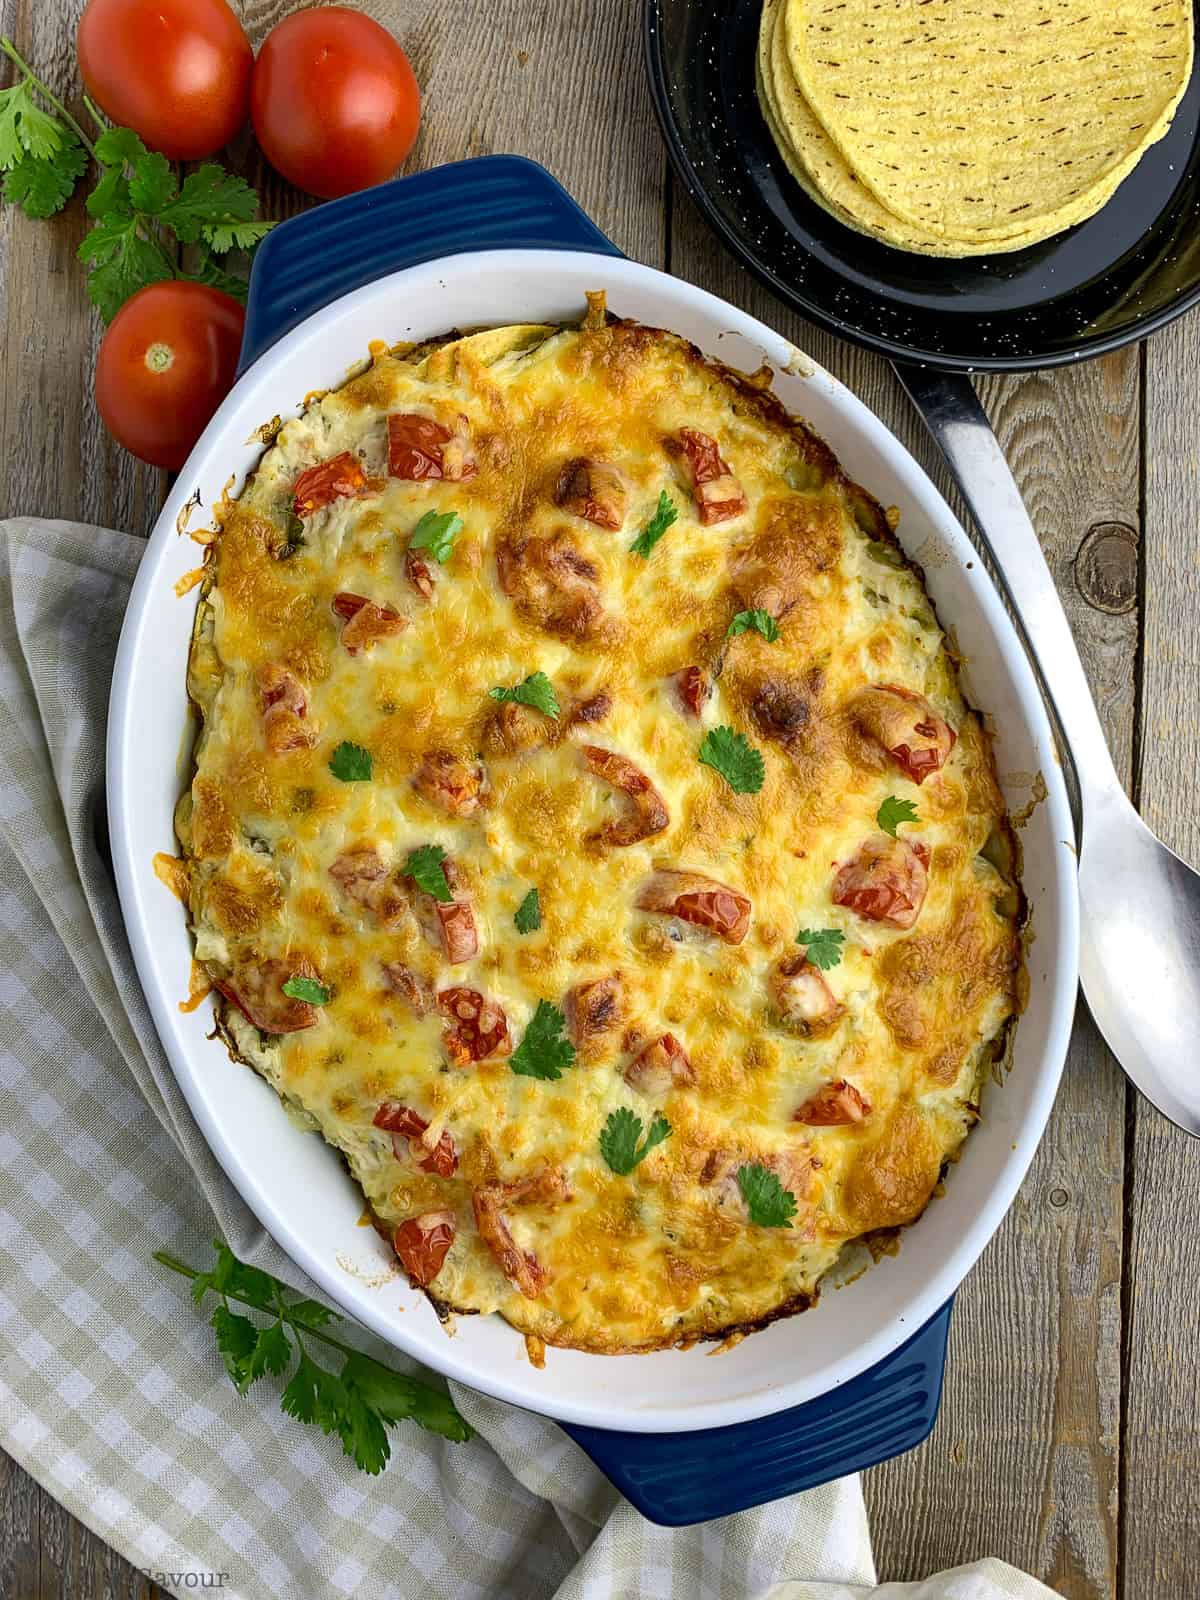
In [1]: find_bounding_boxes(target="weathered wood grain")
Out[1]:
[1124,311,1200,1597]
[669,183,1134,1596]
[0,1447,40,1600]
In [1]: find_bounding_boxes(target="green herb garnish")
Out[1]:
[153,1241,473,1473]
[599,1108,672,1175]
[488,670,560,720]
[726,608,780,642]
[510,1000,576,1081]
[795,928,844,971]
[698,725,765,795]
[281,975,331,1005]
[737,1164,797,1228]
[328,742,372,783]
[404,844,453,903]
[629,490,678,558]
[514,887,541,934]
[408,510,463,563]
[877,795,918,837]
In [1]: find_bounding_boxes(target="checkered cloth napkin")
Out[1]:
[0,516,1060,1599]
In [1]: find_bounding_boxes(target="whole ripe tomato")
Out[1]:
[251,7,421,199]
[77,0,252,161]
[95,283,244,472]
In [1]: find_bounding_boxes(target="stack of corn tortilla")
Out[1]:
[756,0,1194,257]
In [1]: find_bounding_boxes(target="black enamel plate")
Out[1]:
[645,0,1200,370]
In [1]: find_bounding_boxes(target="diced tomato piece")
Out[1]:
[381,962,435,1015]
[387,412,476,481]
[258,663,316,754]
[851,683,957,785]
[794,1079,872,1126]
[496,531,606,640]
[293,452,370,517]
[624,1032,695,1095]
[412,750,485,818]
[637,868,752,945]
[672,428,747,524]
[405,548,437,599]
[393,1211,456,1288]
[212,956,321,1034]
[832,834,929,929]
[329,847,408,928]
[408,857,479,964]
[373,1102,458,1176]
[676,665,711,717]
[437,987,510,1065]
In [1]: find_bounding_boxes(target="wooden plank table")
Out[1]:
[1,1,1196,1594]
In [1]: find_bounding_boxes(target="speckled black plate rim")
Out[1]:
[643,0,1200,373]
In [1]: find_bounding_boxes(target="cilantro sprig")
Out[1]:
[795,928,844,971]
[877,795,919,837]
[488,670,560,720]
[737,1164,797,1228]
[630,490,678,558]
[409,510,463,563]
[329,741,373,783]
[154,1241,473,1473]
[599,1108,671,1175]
[727,608,780,643]
[0,38,274,320]
[405,844,453,903]
[282,975,331,1006]
[698,725,765,795]
[510,1000,576,1081]
[514,887,541,934]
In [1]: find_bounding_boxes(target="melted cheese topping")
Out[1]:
[179,311,1021,1354]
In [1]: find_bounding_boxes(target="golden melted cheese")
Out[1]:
[179,308,1022,1354]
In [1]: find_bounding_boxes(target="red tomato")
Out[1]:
[77,0,252,161]
[251,7,421,199]
[95,283,244,472]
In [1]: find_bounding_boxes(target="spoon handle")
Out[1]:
[894,364,1122,806]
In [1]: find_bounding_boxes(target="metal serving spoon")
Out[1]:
[898,366,1200,1138]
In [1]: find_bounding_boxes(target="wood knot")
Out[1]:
[1074,522,1137,615]
[1048,1186,1070,1210]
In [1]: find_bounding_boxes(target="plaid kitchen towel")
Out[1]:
[0,516,1060,1600]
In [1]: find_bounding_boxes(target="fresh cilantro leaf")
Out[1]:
[128,149,176,214]
[510,1000,576,1081]
[727,608,780,643]
[158,164,273,251]
[211,1303,259,1393]
[282,975,331,1006]
[795,928,845,971]
[488,670,560,720]
[877,795,919,837]
[86,164,131,219]
[514,887,541,934]
[698,725,765,795]
[156,1241,474,1472]
[737,1163,797,1228]
[78,217,174,323]
[408,509,463,563]
[342,1351,473,1445]
[94,125,150,168]
[329,741,373,782]
[599,1108,672,1175]
[3,137,86,218]
[0,80,67,167]
[404,844,453,903]
[247,1320,292,1383]
[630,490,678,558]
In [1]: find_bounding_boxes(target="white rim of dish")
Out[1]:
[108,249,1079,1431]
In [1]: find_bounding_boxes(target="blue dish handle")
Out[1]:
[240,152,955,1524]
[562,1301,953,1526]
[240,155,621,371]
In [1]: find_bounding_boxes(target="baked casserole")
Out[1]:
[176,294,1022,1356]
